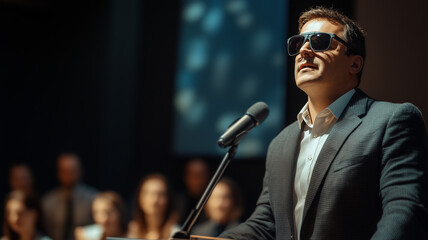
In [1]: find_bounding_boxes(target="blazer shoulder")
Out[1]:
[268,121,299,146]
[348,89,422,120]
[368,101,424,119]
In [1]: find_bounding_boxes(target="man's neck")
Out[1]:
[307,97,333,123]
[62,183,79,195]
[306,88,354,123]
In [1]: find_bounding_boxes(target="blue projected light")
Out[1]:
[173,0,289,157]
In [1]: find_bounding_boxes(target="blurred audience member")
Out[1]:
[42,153,98,240]
[2,190,51,240]
[127,174,178,239]
[191,178,243,237]
[2,164,37,237]
[8,164,34,194]
[177,158,210,224]
[75,191,127,240]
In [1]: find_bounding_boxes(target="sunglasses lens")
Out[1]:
[310,33,331,51]
[288,35,305,56]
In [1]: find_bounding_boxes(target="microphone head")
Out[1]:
[246,101,269,125]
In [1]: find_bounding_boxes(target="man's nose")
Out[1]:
[299,40,314,57]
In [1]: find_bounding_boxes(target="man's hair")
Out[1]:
[298,6,366,83]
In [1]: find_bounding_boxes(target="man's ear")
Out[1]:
[349,55,363,75]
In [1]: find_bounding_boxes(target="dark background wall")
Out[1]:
[355,0,428,121]
[1,0,426,223]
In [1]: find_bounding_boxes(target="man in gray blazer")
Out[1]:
[220,6,428,240]
[43,153,98,240]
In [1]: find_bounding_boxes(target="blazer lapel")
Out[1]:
[285,124,302,232]
[270,122,301,234]
[301,89,368,223]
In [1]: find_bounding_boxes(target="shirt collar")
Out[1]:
[297,88,356,129]
[297,102,310,129]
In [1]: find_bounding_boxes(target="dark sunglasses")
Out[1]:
[287,31,355,56]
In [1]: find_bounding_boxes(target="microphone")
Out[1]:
[217,101,269,148]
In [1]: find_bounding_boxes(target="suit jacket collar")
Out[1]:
[348,88,370,118]
[300,88,369,227]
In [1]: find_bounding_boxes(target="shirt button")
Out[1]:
[308,156,312,160]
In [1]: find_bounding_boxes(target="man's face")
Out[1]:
[294,18,356,99]
[9,165,33,192]
[57,155,81,189]
[185,160,209,197]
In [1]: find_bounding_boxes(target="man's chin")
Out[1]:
[295,77,320,89]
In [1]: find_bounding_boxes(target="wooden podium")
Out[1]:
[186,236,231,240]
[106,236,231,240]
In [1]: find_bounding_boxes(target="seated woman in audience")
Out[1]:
[74,191,127,240]
[127,174,179,239]
[191,178,244,237]
[2,190,51,240]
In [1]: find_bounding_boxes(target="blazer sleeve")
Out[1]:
[219,168,276,240]
[371,103,428,239]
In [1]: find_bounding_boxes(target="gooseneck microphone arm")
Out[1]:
[171,145,238,239]
[171,102,269,239]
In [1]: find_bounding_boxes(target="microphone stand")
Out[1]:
[171,144,238,239]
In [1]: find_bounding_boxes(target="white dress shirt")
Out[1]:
[294,89,355,240]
